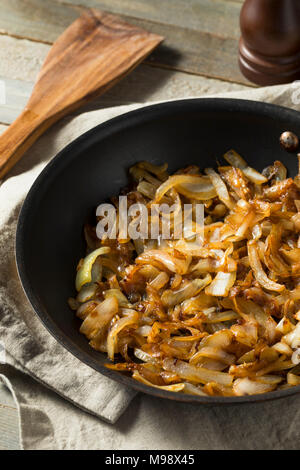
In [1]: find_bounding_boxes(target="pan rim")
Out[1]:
[16,97,300,405]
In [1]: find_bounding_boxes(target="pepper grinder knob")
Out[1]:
[239,0,300,85]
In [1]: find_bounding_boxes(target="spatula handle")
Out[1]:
[0,10,163,180]
[0,110,52,179]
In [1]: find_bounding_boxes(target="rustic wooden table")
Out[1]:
[0,0,252,450]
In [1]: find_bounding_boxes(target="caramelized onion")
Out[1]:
[205,272,236,297]
[233,377,276,396]
[161,276,211,307]
[76,247,110,291]
[80,296,118,340]
[136,249,191,274]
[155,175,216,201]
[205,167,235,209]
[72,155,300,397]
[248,240,285,292]
[107,310,139,360]
[163,358,233,386]
[224,150,267,184]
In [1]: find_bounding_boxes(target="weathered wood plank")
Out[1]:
[0,0,79,44]
[0,33,248,125]
[0,124,8,134]
[56,0,242,39]
[0,76,33,124]
[141,19,246,84]
[0,35,50,82]
[0,73,247,126]
[0,0,249,85]
[0,69,247,125]
[0,10,164,179]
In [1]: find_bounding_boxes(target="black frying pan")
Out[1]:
[16,98,300,404]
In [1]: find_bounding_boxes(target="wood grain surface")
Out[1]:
[0,8,163,178]
[0,0,250,85]
[0,0,250,450]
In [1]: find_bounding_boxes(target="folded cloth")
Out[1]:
[1,82,300,450]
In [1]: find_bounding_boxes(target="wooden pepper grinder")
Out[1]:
[239,0,300,85]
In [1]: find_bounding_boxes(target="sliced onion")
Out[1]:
[259,347,279,363]
[231,322,258,348]
[178,180,217,200]
[120,308,140,317]
[224,150,267,184]
[284,322,300,349]
[255,358,294,375]
[79,296,118,340]
[189,357,228,371]
[262,161,287,182]
[287,372,300,385]
[155,175,216,202]
[137,161,168,179]
[233,377,276,396]
[181,291,217,314]
[264,225,290,277]
[190,346,235,365]
[263,178,294,201]
[138,264,161,280]
[233,298,273,337]
[77,282,98,303]
[74,152,300,397]
[183,382,207,396]
[107,310,139,360]
[132,370,185,392]
[134,347,157,363]
[275,317,294,335]
[255,375,283,386]
[276,287,300,305]
[130,165,161,186]
[136,249,191,274]
[91,258,102,282]
[75,247,110,291]
[104,289,130,307]
[205,167,235,209]
[150,271,170,290]
[76,300,99,320]
[235,211,255,238]
[292,349,300,365]
[163,358,233,386]
[68,297,80,310]
[136,325,153,337]
[203,310,239,323]
[248,240,285,292]
[205,271,236,297]
[200,329,233,349]
[272,342,293,356]
[281,247,300,264]
[251,223,262,241]
[161,275,211,307]
[192,258,223,274]
[237,349,256,364]
[137,181,156,199]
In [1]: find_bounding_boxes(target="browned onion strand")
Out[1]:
[69,150,300,397]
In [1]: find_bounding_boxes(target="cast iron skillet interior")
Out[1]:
[16,98,300,404]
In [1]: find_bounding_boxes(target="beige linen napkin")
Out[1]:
[1,82,300,450]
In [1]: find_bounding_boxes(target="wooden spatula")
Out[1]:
[0,9,163,178]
